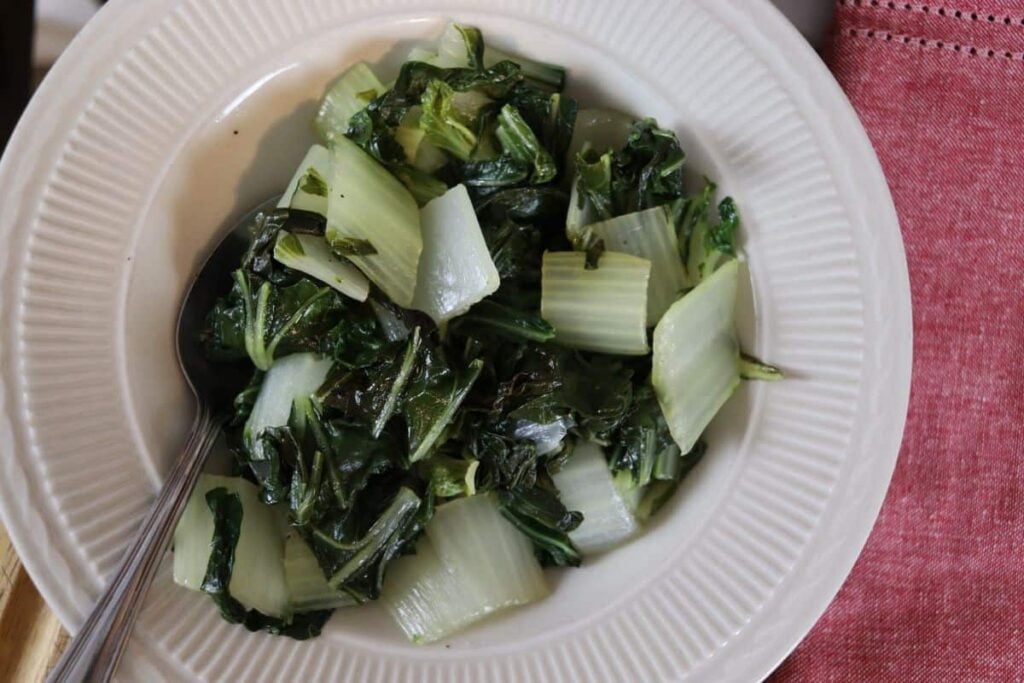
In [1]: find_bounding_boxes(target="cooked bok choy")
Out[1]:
[326,136,423,307]
[653,259,741,454]
[585,205,686,326]
[187,21,778,644]
[551,440,638,553]
[541,251,651,355]
[383,493,548,643]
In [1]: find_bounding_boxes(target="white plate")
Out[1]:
[0,0,911,681]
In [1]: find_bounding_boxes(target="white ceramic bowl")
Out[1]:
[0,1,911,680]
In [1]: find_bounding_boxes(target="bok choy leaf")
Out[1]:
[585,205,687,325]
[541,251,651,355]
[652,258,740,453]
[411,184,500,325]
[326,136,423,307]
[382,493,548,643]
[315,62,386,144]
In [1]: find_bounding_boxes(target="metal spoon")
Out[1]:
[47,205,263,682]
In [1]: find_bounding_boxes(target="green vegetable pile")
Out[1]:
[175,23,779,643]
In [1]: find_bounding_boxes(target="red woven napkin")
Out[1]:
[771,2,1024,680]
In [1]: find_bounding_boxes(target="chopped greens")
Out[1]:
[326,136,422,307]
[382,493,548,643]
[185,21,778,644]
[315,62,386,145]
[585,205,686,326]
[411,184,500,324]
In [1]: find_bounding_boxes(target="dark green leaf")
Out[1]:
[308,486,424,600]
[372,327,423,437]
[610,118,686,214]
[498,486,582,567]
[507,85,578,172]
[250,426,297,505]
[202,286,248,361]
[635,440,706,521]
[405,355,484,462]
[200,487,244,598]
[575,118,689,223]
[330,237,377,256]
[320,302,387,369]
[677,180,742,284]
[451,300,554,342]
[607,385,672,489]
[461,156,530,192]
[494,104,557,183]
[471,431,542,489]
[475,187,569,228]
[346,60,523,167]
[200,487,332,640]
[557,354,634,440]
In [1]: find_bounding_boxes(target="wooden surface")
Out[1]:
[2,2,69,680]
[0,525,69,683]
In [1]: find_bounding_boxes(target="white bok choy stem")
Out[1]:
[326,136,423,308]
[653,258,741,454]
[551,440,638,553]
[273,232,369,302]
[243,353,333,450]
[541,251,651,355]
[382,493,548,643]
[173,474,290,618]
[314,62,385,144]
[433,23,566,87]
[284,533,360,612]
[585,205,687,326]
[411,184,500,325]
[566,107,635,165]
[277,144,332,216]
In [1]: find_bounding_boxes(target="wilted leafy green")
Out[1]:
[498,485,582,567]
[608,385,675,489]
[307,486,425,601]
[420,80,479,160]
[449,300,554,342]
[574,118,686,220]
[494,105,557,183]
[202,487,332,639]
[405,352,484,463]
[633,440,707,522]
[193,22,753,642]
[346,60,524,167]
[570,120,743,287]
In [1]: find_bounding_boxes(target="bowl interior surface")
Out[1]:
[124,13,760,650]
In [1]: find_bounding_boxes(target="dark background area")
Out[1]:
[1,1,34,153]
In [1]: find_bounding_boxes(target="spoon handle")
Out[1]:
[47,407,221,683]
